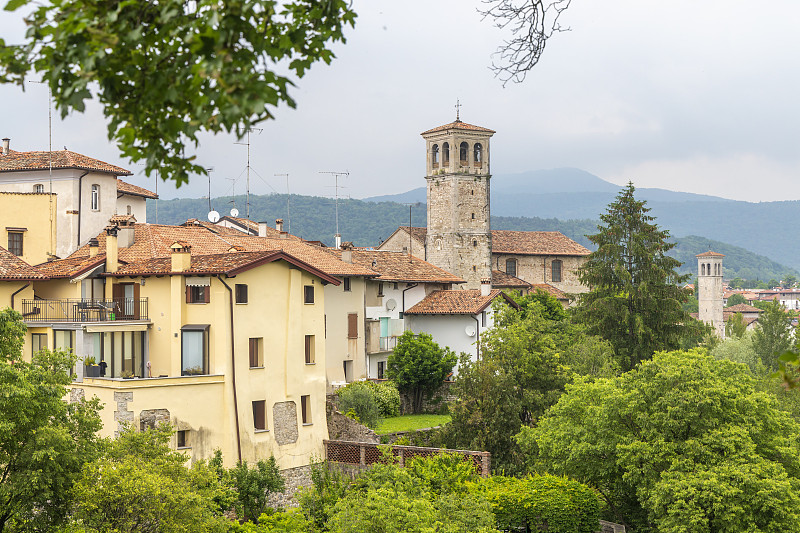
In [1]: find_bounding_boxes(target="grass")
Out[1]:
[374,414,451,435]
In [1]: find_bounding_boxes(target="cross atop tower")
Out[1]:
[454,99,462,122]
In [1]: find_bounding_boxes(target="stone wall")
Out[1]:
[494,253,587,296]
[326,401,379,444]
[400,380,456,415]
[267,464,313,509]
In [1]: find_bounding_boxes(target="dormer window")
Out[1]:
[91,184,100,210]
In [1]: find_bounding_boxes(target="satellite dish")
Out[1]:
[385,298,397,311]
[208,210,220,223]
[465,325,476,337]
[230,208,239,217]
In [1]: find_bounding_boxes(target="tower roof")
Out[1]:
[696,251,725,257]
[421,120,495,136]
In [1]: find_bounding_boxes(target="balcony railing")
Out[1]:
[21,298,149,322]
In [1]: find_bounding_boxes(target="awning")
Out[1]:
[85,323,150,333]
[185,276,211,287]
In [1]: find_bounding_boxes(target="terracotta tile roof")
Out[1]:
[491,230,591,256]
[421,120,496,135]
[530,283,568,300]
[723,312,759,326]
[328,249,463,284]
[0,248,46,280]
[117,179,157,199]
[106,249,340,285]
[34,254,105,279]
[696,251,725,257]
[405,289,518,315]
[212,216,301,240]
[492,270,531,288]
[397,226,428,246]
[725,303,763,314]
[0,149,132,175]
[109,214,137,225]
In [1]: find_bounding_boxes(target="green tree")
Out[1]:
[785,275,797,288]
[388,331,456,414]
[0,308,103,532]
[228,457,286,523]
[725,293,748,307]
[751,299,795,369]
[724,312,748,338]
[337,382,381,428]
[0,0,356,186]
[523,349,800,532]
[574,183,690,370]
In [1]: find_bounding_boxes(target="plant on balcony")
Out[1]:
[120,370,134,379]
[183,366,204,376]
[83,356,101,378]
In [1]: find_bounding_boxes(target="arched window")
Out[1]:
[707,263,711,276]
[506,259,517,277]
[91,184,100,210]
[473,240,478,247]
[551,260,562,283]
[33,184,44,193]
[701,264,705,276]
[474,143,483,165]
[442,142,450,165]
[459,142,468,164]
[431,144,439,168]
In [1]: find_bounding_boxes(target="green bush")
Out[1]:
[482,474,600,533]
[338,383,381,428]
[337,380,400,422]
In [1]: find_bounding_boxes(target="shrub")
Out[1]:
[337,382,381,428]
[367,380,401,417]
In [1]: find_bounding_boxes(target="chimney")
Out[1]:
[88,238,99,258]
[335,233,341,249]
[105,227,118,273]
[1,138,8,155]
[118,225,135,248]
[258,222,268,237]
[275,218,283,232]
[480,277,492,297]
[341,241,353,264]
[170,241,192,272]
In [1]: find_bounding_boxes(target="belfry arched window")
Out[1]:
[432,144,439,168]
[442,142,450,165]
[701,264,705,276]
[474,143,483,165]
[459,142,468,164]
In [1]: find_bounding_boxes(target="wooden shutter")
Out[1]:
[203,285,210,303]
[185,285,191,303]
[249,338,258,367]
[347,313,358,339]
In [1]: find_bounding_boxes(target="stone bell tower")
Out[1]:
[697,251,725,337]
[421,111,495,289]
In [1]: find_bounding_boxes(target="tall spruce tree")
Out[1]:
[575,183,690,369]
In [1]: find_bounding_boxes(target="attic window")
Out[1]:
[33,184,44,193]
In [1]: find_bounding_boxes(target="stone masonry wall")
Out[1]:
[326,401,380,443]
[495,253,587,296]
[400,381,456,415]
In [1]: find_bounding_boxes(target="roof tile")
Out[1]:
[405,289,516,315]
[0,149,132,175]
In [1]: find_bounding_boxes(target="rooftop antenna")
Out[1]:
[206,167,219,222]
[320,171,349,248]
[234,127,262,219]
[30,80,54,256]
[227,177,240,217]
[400,202,422,263]
[275,173,290,234]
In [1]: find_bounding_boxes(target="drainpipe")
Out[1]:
[401,283,418,325]
[472,315,481,360]
[218,275,242,463]
[76,171,89,246]
[10,282,30,310]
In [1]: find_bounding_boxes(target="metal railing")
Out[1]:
[21,298,149,322]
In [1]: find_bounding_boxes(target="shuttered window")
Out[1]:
[347,313,358,339]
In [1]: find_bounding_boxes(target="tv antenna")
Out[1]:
[234,127,263,219]
[205,166,215,212]
[275,173,290,234]
[227,177,239,217]
[320,171,349,248]
[400,202,422,263]
[29,80,55,255]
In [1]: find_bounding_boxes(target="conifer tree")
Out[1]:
[575,182,690,369]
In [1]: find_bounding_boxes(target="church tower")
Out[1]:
[421,112,495,289]
[697,251,725,337]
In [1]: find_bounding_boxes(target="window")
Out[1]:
[343,278,351,292]
[551,260,562,283]
[377,283,384,297]
[54,330,74,352]
[181,325,209,375]
[347,313,358,339]
[304,285,315,304]
[91,184,100,210]
[481,311,487,327]
[7,231,22,256]
[235,284,248,303]
[393,282,399,290]
[252,400,266,431]
[343,360,352,381]
[249,337,263,367]
[186,285,209,304]
[301,395,312,424]
[459,142,468,163]
[471,213,475,219]
[473,240,477,247]
[305,335,315,364]
[442,142,450,164]
[506,258,517,277]
[126,205,132,215]
[474,143,483,164]
[177,430,190,448]
[31,333,47,356]
[33,184,44,193]
[431,144,439,167]
[93,331,144,378]
[377,361,386,380]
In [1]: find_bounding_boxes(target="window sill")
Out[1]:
[302,423,313,426]
[235,302,248,305]
[177,446,192,450]
[254,429,270,434]
[187,302,209,305]
[305,362,316,366]
[250,366,264,370]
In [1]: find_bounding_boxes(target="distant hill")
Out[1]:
[150,192,797,281]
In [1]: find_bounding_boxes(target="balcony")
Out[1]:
[21,298,149,323]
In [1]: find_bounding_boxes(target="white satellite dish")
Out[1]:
[465,325,476,337]
[208,210,220,223]
[385,298,397,311]
[230,207,240,218]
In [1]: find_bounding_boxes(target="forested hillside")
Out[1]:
[150,193,797,281]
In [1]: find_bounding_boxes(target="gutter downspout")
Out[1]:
[401,283,419,327]
[10,282,30,310]
[218,275,242,463]
[473,315,481,360]
[77,171,89,246]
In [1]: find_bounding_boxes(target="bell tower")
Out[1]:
[697,251,724,337]
[421,111,495,289]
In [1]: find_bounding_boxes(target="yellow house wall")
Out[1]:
[0,193,57,264]
[323,277,367,390]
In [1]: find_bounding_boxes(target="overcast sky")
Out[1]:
[1,0,799,205]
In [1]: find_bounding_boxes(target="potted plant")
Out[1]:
[183,366,204,376]
[120,370,134,379]
[84,356,100,378]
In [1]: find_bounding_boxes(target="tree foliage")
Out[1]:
[525,349,800,532]
[751,299,795,369]
[388,331,456,414]
[0,308,103,532]
[725,293,748,307]
[724,312,748,339]
[574,183,690,369]
[0,0,356,186]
